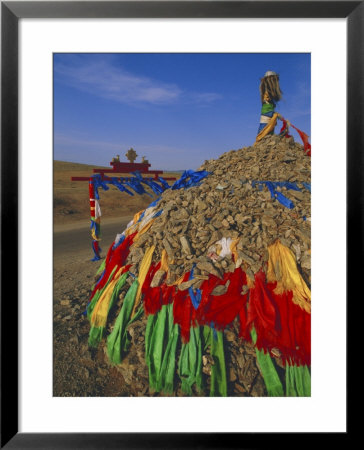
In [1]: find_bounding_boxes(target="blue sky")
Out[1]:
[54,53,310,171]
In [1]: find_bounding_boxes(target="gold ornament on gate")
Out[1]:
[125,148,138,163]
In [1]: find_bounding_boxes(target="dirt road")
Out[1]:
[54,217,131,263]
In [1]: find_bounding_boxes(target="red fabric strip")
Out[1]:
[173,272,195,343]
[239,271,311,366]
[197,268,248,330]
[266,283,311,366]
[89,180,95,219]
[279,119,291,138]
[88,232,137,300]
[245,271,280,351]
[142,262,163,316]
[291,124,311,156]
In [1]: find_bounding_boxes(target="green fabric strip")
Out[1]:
[145,313,157,362]
[301,365,311,396]
[129,304,144,325]
[210,329,227,397]
[147,305,168,391]
[286,363,296,397]
[91,259,106,291]
[285,363,311,397]
[178,326,203,396]
[261,102,275,114]
[109,272,129,314]
[95,258,106,277]
[106,279,139,364]
[145,305,180,395]
[251,328,284,397]
[157,304,179,394]
[88,271,129,348]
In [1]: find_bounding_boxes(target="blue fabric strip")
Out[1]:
[124,178,152,197]
[171,169,210,190]
[157,176,170,190]
[91,174,110,199]
[265,181,276,199]
[142,178,164,195]
[252,180,310,210]
[275,191,294,209]
[148,197,161,208]
[131,171,165,195]
[303,182,311,192]
[95,269,106,287]
[137,211,145,223]
[110,178,134,196]
[257,122,268,134]
[112,234,125,250]
[210,322,218,341]
[153,209,163,219]
[261,111,274,118]
[91,240,101,261]
[188,265,202,309]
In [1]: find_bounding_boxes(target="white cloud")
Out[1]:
[188,92,222,104]
[54,133,124,150]
[54,55,221,106]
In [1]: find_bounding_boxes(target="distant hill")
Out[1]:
[54,160,110,172]
[54,160,181,225]
[54,161,186,174]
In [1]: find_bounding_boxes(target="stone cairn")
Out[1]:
[129,134,310,287]
[89,133,311,397]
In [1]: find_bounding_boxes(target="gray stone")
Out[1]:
[180,236,193,255]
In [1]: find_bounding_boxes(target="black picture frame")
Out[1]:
[1,1,359,448]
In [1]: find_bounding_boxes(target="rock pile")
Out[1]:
[89,133,311,397]
[127,134,310,289]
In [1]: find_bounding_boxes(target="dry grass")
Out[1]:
[53,160,181,225]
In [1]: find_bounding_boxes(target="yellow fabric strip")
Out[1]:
[160,249,169,273]
[255,113,279,144]
[91,229,101,241]
[114,266,125,281]
[173,273,187,286]
[133,210,144,224]
[90,266,124,328]
[91,217,101,240]
[230,238,239,262]
[133,219,155,243]
[167,269,194,287]
[138,206,158,230]
[246,273,255,289]
[131,245,155,317]
[267,240,311,313]
[124,223,137,237]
